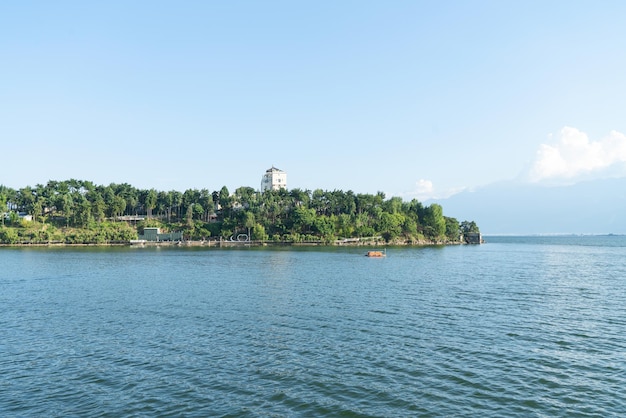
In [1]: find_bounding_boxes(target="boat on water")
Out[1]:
[365,249,386,257]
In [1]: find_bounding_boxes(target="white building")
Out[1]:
[261,166,287,192]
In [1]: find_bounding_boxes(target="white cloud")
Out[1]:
[399,179,466,201]
[528,127,626,183]
[415,179,434,196]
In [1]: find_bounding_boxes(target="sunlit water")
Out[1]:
[2,236,626,416]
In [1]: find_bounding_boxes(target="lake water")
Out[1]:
[2,236,626,417]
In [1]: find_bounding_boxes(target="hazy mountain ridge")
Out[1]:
[429,178,626,235]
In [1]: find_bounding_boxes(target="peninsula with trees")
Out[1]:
[0,179,480,246]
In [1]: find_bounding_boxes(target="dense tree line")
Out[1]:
[0,179,480,244]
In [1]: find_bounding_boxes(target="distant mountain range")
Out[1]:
[429,177,626,235]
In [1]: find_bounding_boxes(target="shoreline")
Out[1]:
[0,238,469,248]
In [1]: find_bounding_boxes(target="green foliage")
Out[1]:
[460,220,480,235]
[422,204,446,238]
[0,179,478,245]
[193,223,212,240]
[252,223,268,241]
[144,189,158,218]
[445,217,460,241]
[336,213,354,238]
[7,211,20,226]
[379,212,404,242]
[0,221,137,244]
[402,217,418,237]
[0,227,18,244]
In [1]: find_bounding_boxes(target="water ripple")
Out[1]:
[2,240,626,416]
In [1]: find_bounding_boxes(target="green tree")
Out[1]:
[193,203,204,220]
[159,191,173,221]
[84,189,106,222]
[336,213,354,238]
[171,190,183,220]
[289,188,311,207]
[0,192,7,226]
[252,223,268,241]
[145,189,158,218]
[407,199,424,224]
[8,211,20,226]
[445,217,460,241]
[186,204,194,226]
[354,213,375,237]
[313,216,335,241]
[218,186,231,212]
[56,193,74,226]
[0,227,18,244]
[379,212,404,242]
[199,189,214,221]
[182,189,200,220]
[293,206,315,234]
[243,211,255,239]
[234,186,256,208]
[460,220,480,241]
[18,186,35,214]
[115,183,138,215]
[32,197,46,222]
[102,186,116,218]
[111,195,126,219]
[382,196,403,214]
[423,204,446,238]
[402,217,418,237]
[311,189,328,215]
[72,196,93,228]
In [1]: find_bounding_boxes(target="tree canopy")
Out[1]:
[0,179,480,244]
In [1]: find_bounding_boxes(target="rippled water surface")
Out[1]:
[2,236,626,416]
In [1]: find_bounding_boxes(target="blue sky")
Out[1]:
[2,1,626,199]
